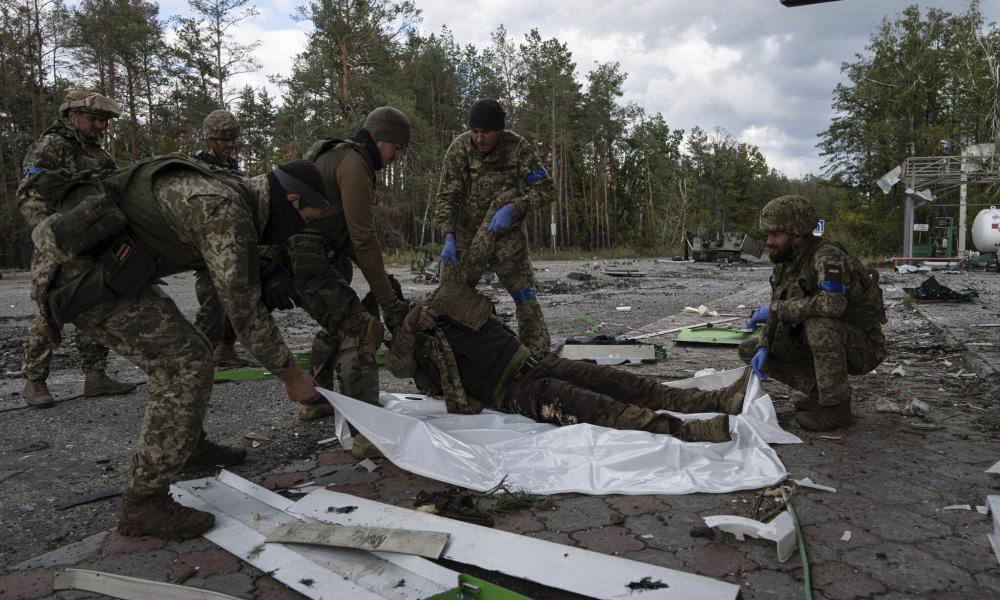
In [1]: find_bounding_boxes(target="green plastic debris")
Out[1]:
[675,327,754,346]
[214,348,387,381]
[426,574,533,600]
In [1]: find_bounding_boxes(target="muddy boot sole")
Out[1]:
[22,380,54,409]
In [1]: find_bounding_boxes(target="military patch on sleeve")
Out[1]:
[819,260,846,294]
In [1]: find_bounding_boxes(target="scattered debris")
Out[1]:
[244,432,273,442]
[615,306,632,312]
[903,276,978,302]
[0,469,27,483]
[942,504,972,511]
[703,511,796,562]
[910,422,941,431]
[55,488,122,511]
[266,522,450,559]
[903,399,931,418]
[354,459,379,473]
[978,506,989,515]
[987,460,1000,475]
[173,564,199,584]
[567,272,594,281]
[876,398,903,413]
[896,264,931,274]
[558,344,655,363]
[414,488,494,527]
[623,317,741,341]
[299,578,315,587]
[485,476,557,513]
[626,576,669,591]
[841,531,852,542]
[683,304,719,317]
[317,437,340,446]
[792,478,837,493]
[988,496,1000,566]
[603,269,646,277]
[817,435,843,441]
[890,366,907,377]
[54,568,242,600]
[15,441,49,453]
[675,327,754,346]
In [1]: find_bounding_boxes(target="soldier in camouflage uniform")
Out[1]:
[192,110,249,367]
[25,156,330,539]
[17,90,137,408]
[385,225,746,442]
[435,98,554,355]
[739,195,887,432]
[293,106,413,421]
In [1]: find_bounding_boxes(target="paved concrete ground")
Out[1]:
[1,266,999,599]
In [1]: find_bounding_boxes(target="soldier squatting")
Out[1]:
[17,90,885,538]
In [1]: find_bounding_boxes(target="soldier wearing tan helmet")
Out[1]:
[193,109,248,367]
[738,195,887,431]
[16,89,137,409]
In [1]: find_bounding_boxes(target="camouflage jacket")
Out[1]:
[760,237,886,349]
[18,117,117,228]
[434,130,554,242]
[194,150,245,179]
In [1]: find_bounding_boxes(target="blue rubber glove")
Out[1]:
[488,204,515,234]
[747,305,771,332]
[751,347,769,381]
[440,234,458,267]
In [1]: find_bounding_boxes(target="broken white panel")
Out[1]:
[987,460,1000,475]
[266,522,449,559]
[292,489,740,600]
[558,344,655,362]
[324,368,795,496]
[906,187,935,203]
[792,478,837,493]
[703,512,797,562]
[942,504,972,511]
[172,472,456,599]
[877,165,901,194]
[840,531,852,542]
[989,495,1000,566]
[54,569,243,600]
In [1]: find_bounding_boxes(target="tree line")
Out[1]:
[2,0,998,269]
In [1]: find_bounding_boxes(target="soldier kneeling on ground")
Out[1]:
[739,195,887,432]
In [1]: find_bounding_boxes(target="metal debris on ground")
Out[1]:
[675,327,754,346]
[414,487,494,527]
[55,488,122,511]
[354,459,379,473]
[702,511,797,562]
[603,269,646,277]
[791,478,837,493]
[54,568,242,600]
[942,505,972,511]
[244,432,273,442]
[840,531,852,542]
[265,522,451,559]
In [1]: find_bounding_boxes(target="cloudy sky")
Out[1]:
[157,0,998,178]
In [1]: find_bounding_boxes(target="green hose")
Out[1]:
[781,486,814,600]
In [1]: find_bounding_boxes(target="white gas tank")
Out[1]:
[972,206,1000,253]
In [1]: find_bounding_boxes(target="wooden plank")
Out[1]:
[266,523,449,559]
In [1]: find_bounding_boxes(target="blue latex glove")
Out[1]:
[747,305,771,332]
[440,234,458,267]
[488,204,515,234]
[751,347,769,381]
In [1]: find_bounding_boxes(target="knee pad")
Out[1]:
[510,287,537,305]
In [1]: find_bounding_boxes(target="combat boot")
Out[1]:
[22,379,54,409]
[351,433,385,459]
[676,415,732,443]
[796,399,852,432]
[715,368,752,415]
[83,371,137,397]
[212,341,249,368]
[182,438,247,471]
[118,491,214,540]
[793,393,820,412]
[298,401,335,421]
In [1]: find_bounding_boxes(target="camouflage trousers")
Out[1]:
[293,260,379,405]
[193,268,236,345]
[738,317,886,406]
[442,220,550,355]
[21,313,108,381]
[500,355,727,433]
[73,285,213,497]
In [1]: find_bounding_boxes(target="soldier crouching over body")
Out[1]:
[385,225,749,442]
[739,195,887,432]
[24,156,331,539]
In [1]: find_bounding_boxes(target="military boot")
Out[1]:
[796,399,852,432]
[22,379,54,409]
[118,491,214,540]
[83,371,137,397]
[212,341,249,368]
[793,392,820,412]
[351,433,385,460]
[715,368,752,415]
[298,401,335,421]
[182,438,247,471]
[676,415,732,443]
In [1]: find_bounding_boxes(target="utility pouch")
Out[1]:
[100,235,159,297]
[47,265,115,324]
[49,194,127,256]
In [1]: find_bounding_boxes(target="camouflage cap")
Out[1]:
[203,110,240,140]
[59,90,121,118]
[759,195,819,236]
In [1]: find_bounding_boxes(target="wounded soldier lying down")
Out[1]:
[386,280,750,443]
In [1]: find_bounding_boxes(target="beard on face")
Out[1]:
[768,241,794,263]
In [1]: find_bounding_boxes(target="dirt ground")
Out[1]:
[1,258,999,599]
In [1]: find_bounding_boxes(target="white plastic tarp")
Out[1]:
[325,368,799,496]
